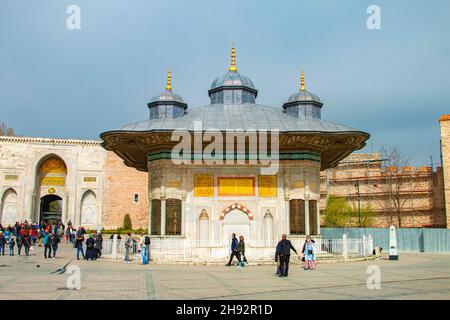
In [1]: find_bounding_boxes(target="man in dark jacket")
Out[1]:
[226,233,240,266]
[275,234,298,277]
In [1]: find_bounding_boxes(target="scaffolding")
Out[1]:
[320,153,444,228]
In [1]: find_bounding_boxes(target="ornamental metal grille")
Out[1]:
[309,200,318,235]
[166,198,182,235]
[151,199,161,235]
[290,199,305,235]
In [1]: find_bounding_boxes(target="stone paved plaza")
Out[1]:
[0,243,449,300]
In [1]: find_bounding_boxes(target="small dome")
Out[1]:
[286,89,321,104]
[210,71,256,91]
[149,90,185,105]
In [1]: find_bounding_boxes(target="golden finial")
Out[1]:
[300,69,305,91]
[165,68,172,91]
[229,41,237,72]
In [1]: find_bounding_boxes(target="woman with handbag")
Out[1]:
[303,235,316,270]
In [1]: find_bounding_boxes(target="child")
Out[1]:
[9,237,15,256]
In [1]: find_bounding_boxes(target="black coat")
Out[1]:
[94,236,103,250]
[276,239,297,256]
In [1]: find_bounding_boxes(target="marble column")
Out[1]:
[284,193,290,235]
[63,195,68,223]
[181,192,186,236]
[304,194,310,236]
[316,199,321,235]
[161,194,166,236]
[147,171,152,235]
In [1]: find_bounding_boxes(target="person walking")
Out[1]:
[43,231,51,259]
[85,234,96,260]
[9,237,15,256]
[75,232,85,260]
[94,233,103,259]
[37,228,43,247]
[50,233,60,259]
[16,233,23,256]
[226,233,240,266]
[275,234,298,277]
[139,233,150,265]
[23,232,31,256]
[303,235,317,270]
[0,232,6,256]
[124,233,132,263]
[236,235,247,268]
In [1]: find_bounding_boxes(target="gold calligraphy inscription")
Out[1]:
[258,175,277,197]
[291,181,305,189]
[194,174,214,197]
[41,176,65,186]
[218,177,255,196]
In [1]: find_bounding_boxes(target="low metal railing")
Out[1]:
[102,235,373,262]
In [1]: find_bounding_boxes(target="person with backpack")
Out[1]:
[37,228,43,247]
[50,233,60,259]
[94,233,103,259]
[9,237,15,256]
[124,233,132,264]
[139,233,150,265]
[275,234,298,277]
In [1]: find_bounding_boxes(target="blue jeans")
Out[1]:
[141,246,149,264]
[0,245,4,255]
[76,247,85,260]
[9,247,14,256]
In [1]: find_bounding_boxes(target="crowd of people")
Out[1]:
[1,220,317,274]
[0,220,103,260]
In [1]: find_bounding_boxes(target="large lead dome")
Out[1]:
[208,46,258,104]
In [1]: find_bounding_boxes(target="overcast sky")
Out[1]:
[1,0,449,166]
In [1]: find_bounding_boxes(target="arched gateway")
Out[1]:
[35,155,67,224]
[100,45,370,261]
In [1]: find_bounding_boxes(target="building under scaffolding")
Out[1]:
[320,153,447,228]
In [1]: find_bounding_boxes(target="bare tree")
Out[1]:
[380,144,411,228]
[0,121,15,136]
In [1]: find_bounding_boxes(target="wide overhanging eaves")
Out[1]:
[100,129,370,172]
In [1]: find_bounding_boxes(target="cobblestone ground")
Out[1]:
[0,243,449,300]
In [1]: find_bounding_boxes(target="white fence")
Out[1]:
[102,235,373,263]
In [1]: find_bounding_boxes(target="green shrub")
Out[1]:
[123,214,132,230]
[324,196,353,227]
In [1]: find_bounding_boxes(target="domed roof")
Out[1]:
[286,89,321,104]
[210,70,256,91]
[149,90,185,105]
[148,70,187,108]
[284,70,322,106]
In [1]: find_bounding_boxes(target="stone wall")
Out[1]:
[440,115,450,228]
[102,151,148,229]
[320,152,446,228]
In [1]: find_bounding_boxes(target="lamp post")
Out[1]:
[354,178,361,228]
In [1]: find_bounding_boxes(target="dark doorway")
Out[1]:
[40,195,62,224]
